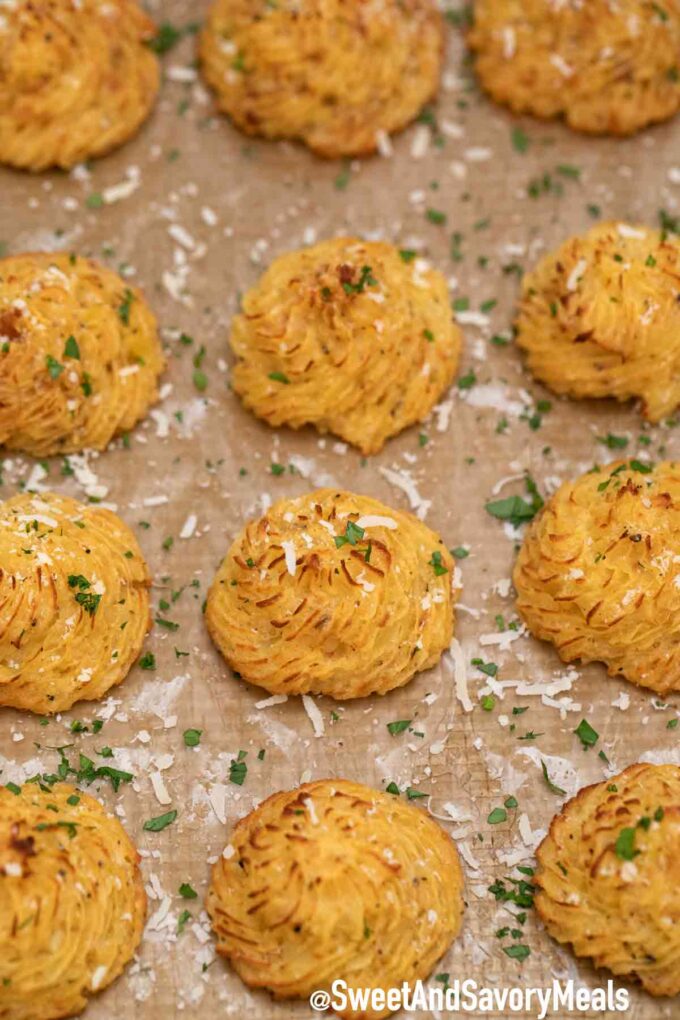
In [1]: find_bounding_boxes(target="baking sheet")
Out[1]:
[0,3,679,1018]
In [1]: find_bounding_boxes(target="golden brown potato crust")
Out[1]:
[0,253,165,457]
[0,783,146,1020]
[469,0,680,135]
[515,222,680,422]
[536,762,680,996]
[514,460,680,695]
[230,237,461,454]
[0,491,151,714]
[199,0,444,157]
[206,488,457,699]
[0,0,160,171]
[206,779,464,1020]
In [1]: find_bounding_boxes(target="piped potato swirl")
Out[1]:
[207,778,465,1020]
[514,460,680,695]
[199,0,444,157]
[515,222,680,422]
[0,252,164,457]
[229,237,461,454]
[206,488,457,699]
[0,782,146,1020]
[0,491,151,714]
[469,0,680,136]
[536,762,680,996]
[0,0,159,171]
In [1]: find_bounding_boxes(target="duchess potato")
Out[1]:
[0,782,146,1020]
[514,460,680,695]
[0,0,159,171]
[536,763,680,996]
[206,488,457,699]
[515,222,680,422]
[229,237,461,454]
[469,0,680,136]
[0,252,164,456]
[206,778,465,1020]
[0,491,151,714]
[199,0,444,157]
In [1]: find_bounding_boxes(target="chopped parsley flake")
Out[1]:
[503,944,531,962]
[75,591,101,616]
[147,22,183,54]
[511,127,530,153]
[229,751,248,786]
[405,787,427,800]
[334,161,351,190]
[457,370,477,390]
[428,550,448,576]
[387,719,411,736]
[574,718,599,749]
[598,433,628,450]
[63,335,80,360]
[143,810,177,832]
[67,575,100,615]
[334,521,365,548]
[46,355,64,380]
[193,369,208,392]
[471,658,497,678]
[67,574,90,590]
[177,909,191,934]
[486,474,544,527]
[342,265,377,295]
[615,827,639,861]
[118,289,134,326]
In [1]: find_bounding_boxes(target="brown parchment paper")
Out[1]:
[1,4,679,1019]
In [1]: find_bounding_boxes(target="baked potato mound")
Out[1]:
[515,222,680,422]
[206,778,464,1020]
[199,0,444,157]
[468,0,680,136]
[0,782,146,1020]
[229,237,461,454]
[536,762,680,996]
[514,460,680,695]
[0,0,159,171]
[0,491,151,714]
[0,253,164,456]
[205,488,457,699]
